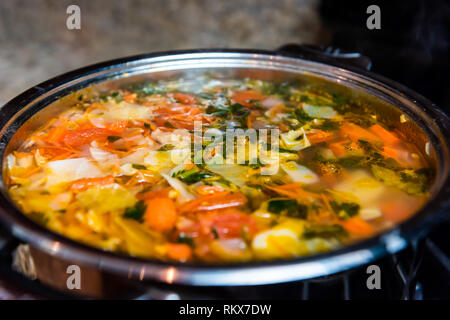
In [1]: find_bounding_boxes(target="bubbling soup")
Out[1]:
[4,77,432,263]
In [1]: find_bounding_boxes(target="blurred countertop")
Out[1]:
[0,0,328,105]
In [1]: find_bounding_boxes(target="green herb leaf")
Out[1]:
[371,165,429,195]
[158,144,175,151]
[303,224,348,239]
[107,135,122,143]
[330,201,360,219]
[267,199,307,219]
[164,121,176,129]
[176,234,195,247]
[132,164,147,170]
[123,200,147,221]
[293,108,314,125]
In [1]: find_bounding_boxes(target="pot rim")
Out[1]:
[0,48,449,286]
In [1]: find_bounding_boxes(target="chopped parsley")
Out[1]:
[123,200,147,222]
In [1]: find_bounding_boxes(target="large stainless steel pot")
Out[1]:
[0,47,449,296]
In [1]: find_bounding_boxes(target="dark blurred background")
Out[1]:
[0,0,448,112]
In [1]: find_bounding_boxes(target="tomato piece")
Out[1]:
[63,128,116,147]
[209,210,257,239]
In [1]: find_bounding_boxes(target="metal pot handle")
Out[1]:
[277,44,372,71]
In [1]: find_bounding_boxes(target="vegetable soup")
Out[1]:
[4,78,432,263]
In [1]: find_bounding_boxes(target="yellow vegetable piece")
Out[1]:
[76,183,136,213]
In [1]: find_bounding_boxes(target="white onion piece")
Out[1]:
[104,102,152,121]
[151,128,190,149]
[46,158,105,186]
[89,116,106,128]
[281,161,318,184]
[207,163,247,187]
[5,154,16,171]
[360,208,382,220]
[161,173,195,203]
[262,97,284,109]
[169,163,188,177]
[120,149,148,165]
[217,238,248,250]
[90,147,118,161]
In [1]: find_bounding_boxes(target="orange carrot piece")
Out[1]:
[369,124,400,145]
[328,140,350,156]
[165,243,192,262]
[383,145,399,160]
[70,176,115,192]
[231,90,265,107]
[106,120,128,132]
[37,145,77,158]
[179,192,247,213]
[329,139,364,156]
[137,187,172,200]
[340,122,381,143]
[46,126,67,144]
[144,197,178,231]
[340,217,375,237]
[122,92,137,103]
[173,92,196,105]
[308,130,334,144]
[265,183,321,200]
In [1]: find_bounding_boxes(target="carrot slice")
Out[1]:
[144,197,177,231]
[329,139,364,156]
[137,187,172,200]
[106,120,128,132]
[265,183,321,200]
[328,139,349,156]
[165,243,192,262]
[173,92,196,105]
[231,90,265,107]
[122,92,137,103]
[340,217,375,237]
[46,126,67,144]
[308,130,334,144]
[179,192,247,213]
[340,122,381,143]
[70,176,115,192]
[369,124,400,145]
